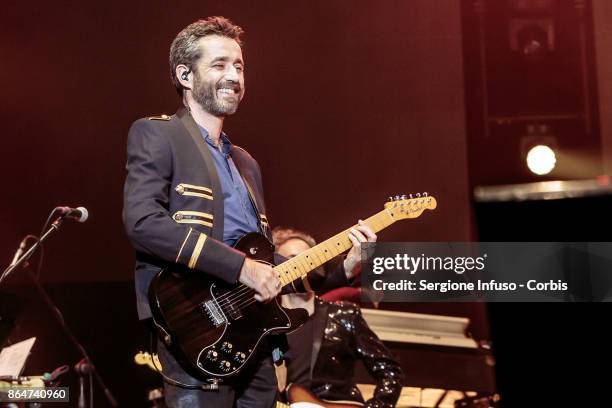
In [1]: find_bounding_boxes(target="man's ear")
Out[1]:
[176,65,192,90]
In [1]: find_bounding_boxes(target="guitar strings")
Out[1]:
[214,262,291,304]
[215,278,281,315]
[214,226,369,314]
[215,248,334,314]
[216,286,252,309]
[215,230,350,305]
[215,262,301,312]
[215,283,251,302]
[216,278,283,310]
[214,263,292,305]
[216,290,258,316]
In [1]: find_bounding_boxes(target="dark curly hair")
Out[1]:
[169,16,244,96]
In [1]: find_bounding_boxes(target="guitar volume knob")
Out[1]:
[219,360,231,372]
[234,352,246,363]
[221,342,233,352]
[206,350,219,361]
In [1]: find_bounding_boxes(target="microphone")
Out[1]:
[56,206,89,223]
[9,237,28,267]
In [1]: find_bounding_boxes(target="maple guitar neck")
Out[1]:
[275,194,437,287]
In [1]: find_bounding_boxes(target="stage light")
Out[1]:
[526,145,556,175]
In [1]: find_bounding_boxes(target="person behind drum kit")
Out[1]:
[274,227,405,408]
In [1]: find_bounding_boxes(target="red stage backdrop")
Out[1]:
[0,0,472,283]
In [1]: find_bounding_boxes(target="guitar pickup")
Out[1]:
[225,302,242,321]
[202,300,226,326]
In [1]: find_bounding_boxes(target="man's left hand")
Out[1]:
[343,220,377,279]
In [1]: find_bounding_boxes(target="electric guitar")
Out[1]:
[148,194,437,379]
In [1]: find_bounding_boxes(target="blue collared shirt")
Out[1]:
[198,125,259,246]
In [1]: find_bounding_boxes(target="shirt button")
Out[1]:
[175,185,185,195]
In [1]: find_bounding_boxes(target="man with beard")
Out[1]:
[123,17,365,408]
[123,17,280,408]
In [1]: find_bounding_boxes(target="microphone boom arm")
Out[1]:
[0,217,63,286]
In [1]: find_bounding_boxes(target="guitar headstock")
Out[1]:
[384,193,437,220]
[134,351,163,372]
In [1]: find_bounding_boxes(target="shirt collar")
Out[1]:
[197,124,232,156]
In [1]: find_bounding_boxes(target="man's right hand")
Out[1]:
[238,258,281,302]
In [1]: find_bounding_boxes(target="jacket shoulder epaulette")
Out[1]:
[233,145,250,155]
[232,144,257,163]
[147,114,172,121]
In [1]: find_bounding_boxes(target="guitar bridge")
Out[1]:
[202,300,226,326]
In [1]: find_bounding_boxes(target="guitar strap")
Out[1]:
[242,174,271,239]
[230,147,272,240]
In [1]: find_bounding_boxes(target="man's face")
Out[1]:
[278,238,317,304]
[191,35,245,117]
[276,238,312,259]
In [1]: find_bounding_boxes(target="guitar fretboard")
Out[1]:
[275,209,395,286]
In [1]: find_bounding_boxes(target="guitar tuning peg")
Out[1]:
[423,192,428,197]
[388,196,394,202]
[409,194,413,199]
[416,193,421,198]
[401,194,406,200]
[394,195,401,201]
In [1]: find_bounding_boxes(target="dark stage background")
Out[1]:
[1,0,611,407]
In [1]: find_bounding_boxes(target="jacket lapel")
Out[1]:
[310,299,328,381]
[176,107,224,242]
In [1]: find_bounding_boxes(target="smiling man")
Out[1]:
[123,17,281,407]
[123,16,372,408]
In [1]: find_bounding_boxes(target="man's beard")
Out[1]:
[192,74,241,117]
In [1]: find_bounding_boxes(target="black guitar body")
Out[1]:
[149,232,308,379]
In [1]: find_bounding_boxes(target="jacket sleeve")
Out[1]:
[352,306,405,408]
[122,119,246,283]
[312,257,351,293]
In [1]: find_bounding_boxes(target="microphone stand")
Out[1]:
[0,217,63,286]
[75,359,94,408]
[1,214,118,407]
